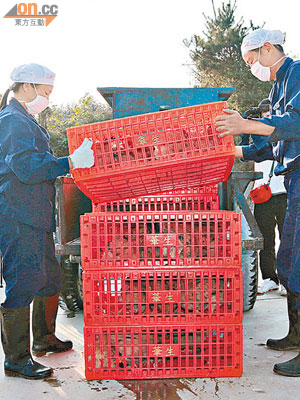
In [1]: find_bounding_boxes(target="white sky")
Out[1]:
[0,0,298,107]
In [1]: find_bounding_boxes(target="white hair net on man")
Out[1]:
[241,29,285,55]
[10,63,55,85]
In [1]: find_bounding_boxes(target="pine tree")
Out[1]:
[38,94,111,157]
[184,1,272,113]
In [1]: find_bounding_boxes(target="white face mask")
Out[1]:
[20,84,49,114]
[251,48,286,81]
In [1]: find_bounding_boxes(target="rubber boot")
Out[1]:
[0,306,52,379]
[274,310,300,377]
[32,294,73,357]
[266,292,300,351]
[273,352,300,377]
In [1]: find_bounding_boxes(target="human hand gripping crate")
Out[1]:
[80,211,242,269]
[67,102,234,203]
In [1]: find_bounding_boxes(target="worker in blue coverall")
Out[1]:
[215,29,300,377]
[0,63,94,379]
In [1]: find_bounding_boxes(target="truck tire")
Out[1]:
[240,211,259,312]
[60,257,83,311]
[242,248,258,311]
[231,179,259,312]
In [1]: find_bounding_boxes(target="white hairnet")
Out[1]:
[10,63,55,85]
[241,29,285,55]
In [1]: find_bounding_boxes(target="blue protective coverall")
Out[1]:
[0,98,70,308]
[241,57,300,306]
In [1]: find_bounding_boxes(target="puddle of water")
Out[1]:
[44,378,62,387]
[118,378,197,400]
[87,380,109,393]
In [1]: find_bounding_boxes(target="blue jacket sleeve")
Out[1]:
[254,63,300,142]
[241,143,275,162]
[0,115,70,184]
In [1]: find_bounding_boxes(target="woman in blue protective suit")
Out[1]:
[0,63,94,379]
[215,29,300,377]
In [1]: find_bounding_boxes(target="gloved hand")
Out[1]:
[69,138,94,169]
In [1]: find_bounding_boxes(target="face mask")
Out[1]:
[20,84,49,114]
[251,48,286,81]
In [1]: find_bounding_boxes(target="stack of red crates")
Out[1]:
[67,103,242,379]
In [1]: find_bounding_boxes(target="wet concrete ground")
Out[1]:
[0,290,299,400]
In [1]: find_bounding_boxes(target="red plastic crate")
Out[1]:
[80,211,242,269]
[67,102,234,203]
[93,185,219,213]
[84,324,243,379]
[83,268,242,325]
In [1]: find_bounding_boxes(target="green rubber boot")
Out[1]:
[274,352,300,377]
[32,294,73,357]
[266,292,300,351]
[0,306,52,379]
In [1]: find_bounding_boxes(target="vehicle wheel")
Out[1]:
[233,192,259,312]
[242,248,258,311]
[60,257,83,311]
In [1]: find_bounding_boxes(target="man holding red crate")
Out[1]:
[215,28,300,377]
